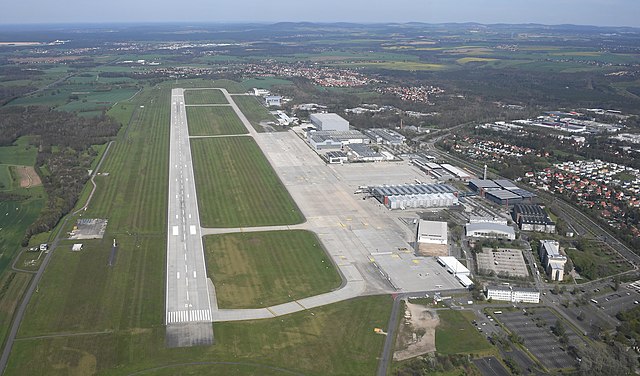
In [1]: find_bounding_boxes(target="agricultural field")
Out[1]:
[232,95,278,132]
[184,88,228,105]
[186,106,248,136]
[204,230,341,308]
[241,77,294,90]
[191,137,304,227]
[6,295,392,376]
[435,310,493,355]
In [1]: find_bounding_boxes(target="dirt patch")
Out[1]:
[14,166,42,188]
[393,302,440,362]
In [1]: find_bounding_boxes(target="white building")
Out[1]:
[486,285,540,304]
[418,221,448,245]
[265,96,282,107]
[253,88,270,96]
[539,240,567,281]
[436,256,473,289]
[310,113,350,131]
[465,222,516,241]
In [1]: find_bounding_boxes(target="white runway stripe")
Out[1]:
[166,309,213,324]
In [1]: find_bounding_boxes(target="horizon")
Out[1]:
[2,0,640,28]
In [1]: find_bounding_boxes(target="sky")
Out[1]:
[1,0,639,27]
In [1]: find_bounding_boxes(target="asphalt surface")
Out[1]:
[165,89,213,345]
[377,294,403,376]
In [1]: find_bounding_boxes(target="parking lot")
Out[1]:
[593,288,640,316]
[473,357,510,376]
[496,309,578,370]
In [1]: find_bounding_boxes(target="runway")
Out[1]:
[165,88,213,347]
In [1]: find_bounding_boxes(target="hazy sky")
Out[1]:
[1,0,639,27]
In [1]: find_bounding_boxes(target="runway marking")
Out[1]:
[186,291,190,301]
[193,271,196,278]
[177,272,180,279]
[185,278,189,286]
[172,226,179,236]
[190,225,196,235]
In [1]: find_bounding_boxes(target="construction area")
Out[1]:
[393,302,439,361]
[68,218,108,239]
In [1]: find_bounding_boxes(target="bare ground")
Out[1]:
[15,166,42,188]
[393,302,439,362]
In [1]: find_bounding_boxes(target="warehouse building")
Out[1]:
[486,285,540,304]
[469,179,501,195]
[363,128,406,145]
[417,220,448,257]
[539,240,567,281]
[310,113,350,131]
[512,204,556,233]
[440,164,473,180]
[346,143,384,162]
[485,190,523,206]
[308,130,369,150]
[437,256,474,288]
[465,222,516,240]
[371,184,459,210]
[265,95,282,107]
[325,151,348,164]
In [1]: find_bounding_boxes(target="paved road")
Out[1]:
[377,294,402,376]
[165,89,213,346]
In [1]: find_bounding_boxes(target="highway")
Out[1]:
[165,89,213,347]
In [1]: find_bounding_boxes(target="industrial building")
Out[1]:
[469,179,536,206]
[539,240,567,281]
[346,143,384,162]
[417,220,448,257]
[371,184,459,210]
[512,204,556,233]
[363,128,406,145]
[325,151,348,164]
[437,256,473,288]
[265,95,282,107]
[307,130,369,151]
[469,216,508,225]
[310,113,350,131]
[465,222,516,240]
[411,159,455,181]
[486,285,540,304]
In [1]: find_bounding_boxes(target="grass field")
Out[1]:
[233,95,278,132]
[16,84,172,340]
[186,106,248,136]
[191,137,303,227]
[184,89,228,105]
[0,137,37,166]
[7,296,392,376]
[241,77,294,90]
[435,310,493,355]
[566,239,633,282]
[204,230,341,308]
[0,272,32,348]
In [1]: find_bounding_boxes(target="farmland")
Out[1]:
[204,230,341,308]
[233,95,279,132]
[186,106,248,136]
[191,137,304,227]
[184,89,228,105]
[6,295,392,376]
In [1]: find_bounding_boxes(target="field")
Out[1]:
[0,137,37,167]
[186,106,248,136]
[233,95,278,132]
[184,89,228,105]
[241,77,294,90]
[15,85,173,337]
[435,310,493,355]
[6,296,392,376]
[204,230,341,308]
[190,137,304,227]
[566,239,633,282]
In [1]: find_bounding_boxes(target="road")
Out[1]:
[165,89,213,347]
[377,294,402,376]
